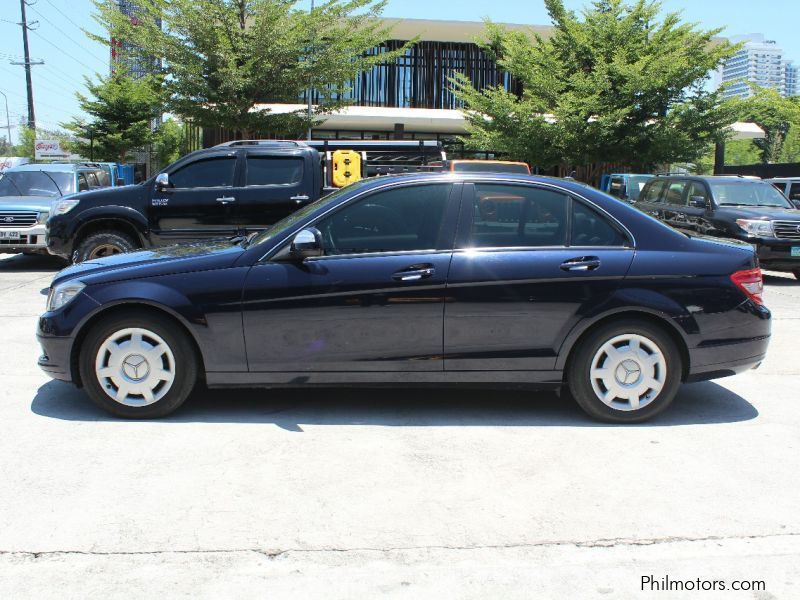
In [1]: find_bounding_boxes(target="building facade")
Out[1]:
[203,19,547,148]
[718,34,796,99]
[111,0,161,80]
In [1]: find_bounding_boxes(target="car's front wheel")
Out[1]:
[567,319,683,423]
[78,310,198,418]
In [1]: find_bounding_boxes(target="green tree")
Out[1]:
[727,87,800,164]
[153,118,186,168]
[452,0,736,171]
[91,0,409,137]
[63,70,165,162]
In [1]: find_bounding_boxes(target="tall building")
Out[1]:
[786,63,799,97]
[111,0,161,80]
[718,34,793,99]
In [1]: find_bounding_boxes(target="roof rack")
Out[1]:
[213,140,305,148]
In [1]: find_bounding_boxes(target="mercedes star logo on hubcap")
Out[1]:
[122,354,150,381]
[615,359,642,385]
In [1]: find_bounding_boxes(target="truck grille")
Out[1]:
[0,211,38,228]
[772,220,800,241]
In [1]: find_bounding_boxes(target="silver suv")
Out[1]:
[0,163,112,255]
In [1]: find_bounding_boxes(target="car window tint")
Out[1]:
[247,157,304,186]
[84,171,100,188]
[609,177,626,198]
[572,201,627,246]
[771,182,788,194]
[77,173,89,192]
[642,180,666,203]
[789,183,800,201]
[319,184,450,255]
[665,181,687,206]
[170,157,236,189]
[686,182,708,202]
[94,169,111,187]
[466,184,568,248]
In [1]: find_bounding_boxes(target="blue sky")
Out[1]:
[1,0,798,144]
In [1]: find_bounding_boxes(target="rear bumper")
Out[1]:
[686,334,770,382]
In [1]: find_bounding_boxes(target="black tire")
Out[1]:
[78,309,198,418]
[74,230,137,263]
[567,319,683,424]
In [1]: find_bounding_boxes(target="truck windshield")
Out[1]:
[711,182,792,208]
[0,171,74,197]
[246,180,372,249]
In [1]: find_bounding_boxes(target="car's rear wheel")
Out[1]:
[74,230,137,263]
[567,319,682,423]
[78,310,198,418]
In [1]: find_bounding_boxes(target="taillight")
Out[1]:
[731,268,764,305]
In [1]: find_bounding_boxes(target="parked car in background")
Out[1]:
[600,173,654,203]
[637,175,800,279]
[0,163,113,255]
[445,160,531,175]
[767,177,800,208]
[46,140,445,263]
[38,173,769,423]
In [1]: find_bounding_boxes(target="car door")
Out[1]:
[149,151,241,245]
[241,182,461,373]
[236,151,319,232]
[444,182,634,371]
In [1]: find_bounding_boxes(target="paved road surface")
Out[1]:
[1,253,798,599]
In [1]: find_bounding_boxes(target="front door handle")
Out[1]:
[216,196,236,204]
[560,256,600,272]
[392,265,435,282]
[291,195,310,204]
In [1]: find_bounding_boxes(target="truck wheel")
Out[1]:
[74,230,137,263]
[78,309,198,418]
[567,319,683,423]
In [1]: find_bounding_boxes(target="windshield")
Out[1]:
[711,181,792,208]
[247,180,372,248]
[0,171,74,197]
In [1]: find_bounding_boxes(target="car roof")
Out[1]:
[5,163,102,173]
[766,177,800,182]
[350,171,596,190]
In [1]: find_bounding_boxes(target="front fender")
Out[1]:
[72,206,149,243]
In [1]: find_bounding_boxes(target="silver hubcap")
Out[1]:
[589,333,666,412]
[95,327,176,407]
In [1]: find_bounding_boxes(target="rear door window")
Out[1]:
[464,184,568,248]
[246,156,304,186]
[665,181,687,206]
[571,201,627,246]
[641,180,666,203]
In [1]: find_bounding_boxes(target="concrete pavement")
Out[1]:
[1,253,799,599]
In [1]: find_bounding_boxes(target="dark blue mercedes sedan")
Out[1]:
[37,173,771,422]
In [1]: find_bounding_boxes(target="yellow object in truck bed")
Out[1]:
[331,150,362,187]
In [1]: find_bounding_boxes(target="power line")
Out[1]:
[27,3,108,66]
[28,29,94,71]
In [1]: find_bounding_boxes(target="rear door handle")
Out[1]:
[291,195,310,204]
[216,196,236,204]
[560,256,600,272]
[392,265,435,282]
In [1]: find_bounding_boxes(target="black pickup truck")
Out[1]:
[46,140,445,262]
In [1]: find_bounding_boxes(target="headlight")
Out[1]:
[735,219,774,237]
[46,281,85,312]
[38,211,50,224]
[51,199,80,216]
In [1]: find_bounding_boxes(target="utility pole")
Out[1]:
[12,0,44,132]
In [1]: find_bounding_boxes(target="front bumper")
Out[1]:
[755,242,800,271]
[0,224,48,254]
[37,332,73,382]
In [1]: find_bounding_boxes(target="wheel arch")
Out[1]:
[557,308,691,382]
[69,301,206,387]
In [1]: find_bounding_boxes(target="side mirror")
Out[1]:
[290,228,323,259]
[155,172,170,191]
[689,195,707,209]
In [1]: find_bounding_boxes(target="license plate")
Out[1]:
[792,247,800,258]
[0,231,21,240]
